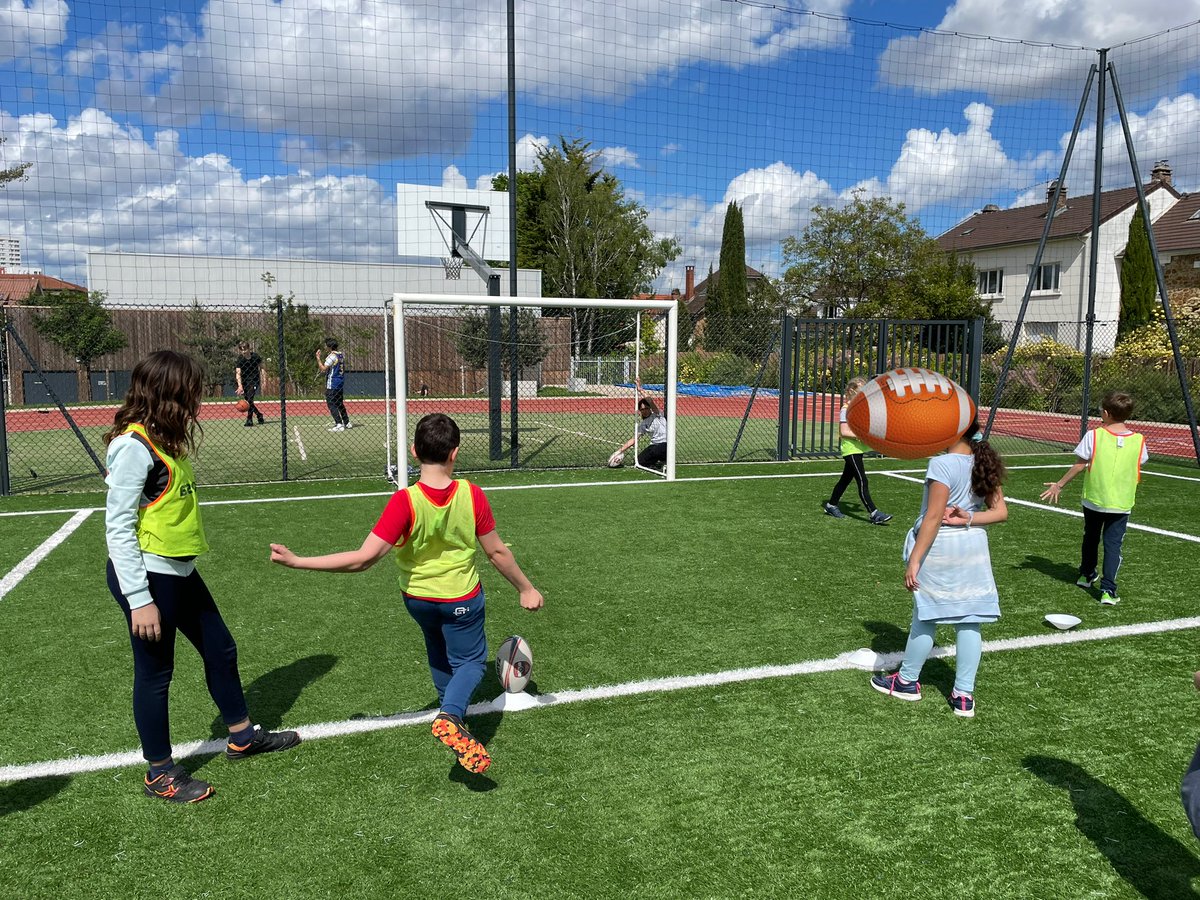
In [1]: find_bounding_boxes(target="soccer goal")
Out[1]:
[387,293,679,485]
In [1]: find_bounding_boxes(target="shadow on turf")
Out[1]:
[0,776,71,818]
[1024,755,1200,899]
[1019,554,1080,586]
[207,653,338,739]
[863,620,959,698]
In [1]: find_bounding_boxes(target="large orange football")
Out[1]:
[844,368,976,459]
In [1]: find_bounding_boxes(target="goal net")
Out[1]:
[386,293,678,484]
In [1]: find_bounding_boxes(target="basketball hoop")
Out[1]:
[441,255,463,280]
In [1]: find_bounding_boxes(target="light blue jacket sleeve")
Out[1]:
[105,435,154,609]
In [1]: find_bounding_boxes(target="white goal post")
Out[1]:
[391,292,679,484]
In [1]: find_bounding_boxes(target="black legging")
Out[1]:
[325,387,349,425]
[107,561,249,762]
[828,453,876,513]
[638,442,667,471]
[243,384,263,422]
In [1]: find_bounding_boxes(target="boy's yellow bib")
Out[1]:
[1083,427,1144,513]
[393,480,480,599]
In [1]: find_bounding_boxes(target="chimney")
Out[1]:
[1047,180,1067,211]
[1151,159,1172,186]
[685,264,695,302]
[981,204,1000,213]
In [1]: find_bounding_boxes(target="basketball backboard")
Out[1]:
[396,183,513,262]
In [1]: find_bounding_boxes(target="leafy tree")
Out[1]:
[782,193,931,315]
[27,291,126,402]
[1119,206,1157,341]
[0,135,31,189]
[259,291,326,396]
[454,308,549,375]
[705,202,772,358]
[180,300,240,395]
[494,138,679,355]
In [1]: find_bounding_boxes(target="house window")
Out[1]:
[1023,321,1059,343]
[1029,262,1060,293]
[977,268,1003,296]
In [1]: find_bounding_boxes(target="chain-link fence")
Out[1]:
[3,298,1198,493]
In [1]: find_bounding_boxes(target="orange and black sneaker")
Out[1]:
[143,765,215,803]
[226,726,302,760]
[431,713,492,774]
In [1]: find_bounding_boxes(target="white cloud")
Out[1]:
[879,0,1200,102]
[75,0,852,162]
[0,0,69,64]
[843,103,1056,211]
[441,165,468,190]
[596,146,639,169]
[0,109,397,283]
[661,143,681,156]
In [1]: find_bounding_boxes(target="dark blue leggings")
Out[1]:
[1080,507,1129,596]
[107,561,249,761]
[404,588,488,719]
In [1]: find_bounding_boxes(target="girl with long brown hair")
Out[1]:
[104,350,299,803]
[869,419,1008,719]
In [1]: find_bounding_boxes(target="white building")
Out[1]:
[937,163,1180,352]
[87,252,543,310]
[0,235,22,270]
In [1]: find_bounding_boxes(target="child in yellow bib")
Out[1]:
[271,413,544,775]
[104,351,300,805]
[823,377,891,525]
[1040,390,1148,605]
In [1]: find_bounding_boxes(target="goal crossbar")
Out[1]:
[391,292,679,484]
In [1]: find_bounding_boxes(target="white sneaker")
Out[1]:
[343,422,354,429]
[329,424,345,432]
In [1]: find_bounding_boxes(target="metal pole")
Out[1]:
[487,274,503,459]
[776,315,792,460]
[276,293,288,481]
[393,298,410,487]
[383,299,394,483]
[507,0,520,467]
[984,63,1097,440]
[1109,62,1200,466]
[1079,49,1107,441]
[664,301,678,481]
[0,315,9,495]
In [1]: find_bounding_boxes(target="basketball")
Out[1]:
[496,635,533,693]
[845,368,976,459]
[235,398,250,413]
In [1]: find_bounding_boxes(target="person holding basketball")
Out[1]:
[234,341,265,427]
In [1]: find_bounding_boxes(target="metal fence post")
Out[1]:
[0,317,9,496]
[276,297,289,481]
[776,314,793,460]
[968,317,984,402]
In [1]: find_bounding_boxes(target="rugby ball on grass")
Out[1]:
[496,635,533,693]
[845,368,976,459]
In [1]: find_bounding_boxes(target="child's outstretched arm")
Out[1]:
[270,533,393,573]
[1040,459,1087,503]
[478,530,544,610]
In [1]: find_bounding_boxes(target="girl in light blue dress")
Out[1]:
[870,419,1007,718]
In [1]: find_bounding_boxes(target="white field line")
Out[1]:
[883,472,1200,544]
[530,419,622,447]
[0,462,1189,519]
[3,614,1199,783]
[0,510,94,603]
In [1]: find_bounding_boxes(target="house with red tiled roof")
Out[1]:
[1145,191,1200,292]
[0,272,87,305]
[936,161,1181,352]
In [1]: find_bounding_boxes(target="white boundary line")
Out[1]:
[0,462,1193,519]
[883,472,1200,544]
[529,419,622,447]
[3,614,1198,783]
[0,510,94,603]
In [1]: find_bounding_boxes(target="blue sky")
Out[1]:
[2,0,1200,290]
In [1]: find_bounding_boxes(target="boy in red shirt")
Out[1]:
[270,413,543,773]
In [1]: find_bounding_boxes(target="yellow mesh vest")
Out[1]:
[1082,427,1144,513]
[125,424,209,557]
[393,480,481,599]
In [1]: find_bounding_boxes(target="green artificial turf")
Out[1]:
[1,463,1199,898]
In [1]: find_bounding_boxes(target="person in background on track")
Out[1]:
[234,340,265,427]
[317,337,352,432]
